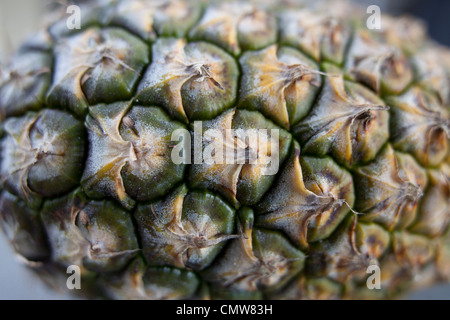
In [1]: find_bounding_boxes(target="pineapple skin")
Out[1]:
[0,0,449,300]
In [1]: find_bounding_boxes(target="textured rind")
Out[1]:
[0,0,449,300]
[134,185,236,271]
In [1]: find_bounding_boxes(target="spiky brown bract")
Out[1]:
[0,0,449,300]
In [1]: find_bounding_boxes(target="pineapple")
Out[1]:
[0,0,449,300]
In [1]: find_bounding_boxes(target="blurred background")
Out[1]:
[0,0,449,300]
